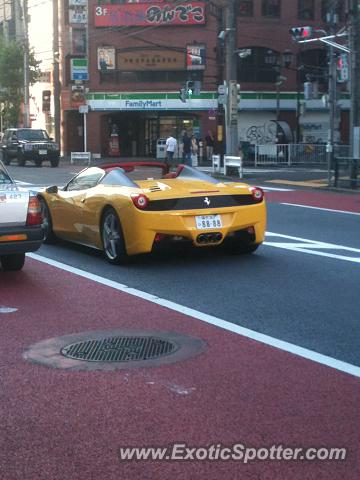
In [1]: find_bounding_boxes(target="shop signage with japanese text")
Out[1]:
[94,2,205,27]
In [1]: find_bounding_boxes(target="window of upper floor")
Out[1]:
[262,0,281,18]
[236,0,254,16]
[321,0,343,23]
[298,0,315,20]
[237,46,278,83]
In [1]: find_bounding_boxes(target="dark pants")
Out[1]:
[166,151,174,164]
[183,151,191,165]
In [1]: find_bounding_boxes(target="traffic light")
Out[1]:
[42,90,51,112]
[289,26,313,41]
[336,53,349,83]
[186,80,195,96]
[179,86,187,103]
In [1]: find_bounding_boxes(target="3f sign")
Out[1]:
[95,6,108,15]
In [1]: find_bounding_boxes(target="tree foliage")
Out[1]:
[0,38,41,128]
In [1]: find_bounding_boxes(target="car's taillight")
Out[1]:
[131,194,149,210]
[250,187,264,202]
[26,195,43,225]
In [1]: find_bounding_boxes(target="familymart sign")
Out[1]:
[86,92,218,111]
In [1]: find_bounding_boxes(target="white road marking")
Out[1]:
[28,252,360,378]
[0,307,18,313]
[265,232,360,263]
[281,202,360,216]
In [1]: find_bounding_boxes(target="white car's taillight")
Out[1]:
[26,195,43,225]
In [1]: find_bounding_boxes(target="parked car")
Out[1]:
[1,128,60,167]
[38,162,266,264]
[0,160,44,271]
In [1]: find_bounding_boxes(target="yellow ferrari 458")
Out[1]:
[38,162,266,264]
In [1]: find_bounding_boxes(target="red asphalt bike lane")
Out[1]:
[1,259,359,480]
[265,188,360,213]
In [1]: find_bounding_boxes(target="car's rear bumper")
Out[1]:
[22,151,60,160]
[0,225,44,255]
[121,202,267,255]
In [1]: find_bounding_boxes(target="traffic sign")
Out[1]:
[218,84,226,95]
[79,105,89,114]
[71,59,89,82]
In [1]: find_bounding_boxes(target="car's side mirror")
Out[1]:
[46,185,58,194]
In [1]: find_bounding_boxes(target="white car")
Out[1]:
[0,160,44,271]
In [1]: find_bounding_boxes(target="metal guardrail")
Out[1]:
[254,144,350,167]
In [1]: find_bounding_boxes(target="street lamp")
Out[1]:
[265,49,294,123]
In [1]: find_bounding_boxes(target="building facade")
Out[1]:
[234,0,348,146]
[59,0,221,157]
[57,0,348,157]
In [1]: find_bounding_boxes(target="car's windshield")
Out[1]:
[17,129,49,141]
[0,164,13,184]
[176,165,219,184]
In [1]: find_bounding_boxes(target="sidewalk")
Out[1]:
[1,256,359,480]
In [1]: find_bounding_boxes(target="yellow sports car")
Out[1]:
[38,162,266,264]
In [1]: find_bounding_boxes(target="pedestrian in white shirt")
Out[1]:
[165,134,177,165]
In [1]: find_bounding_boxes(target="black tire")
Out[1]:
[34,158,42,167]
[51,157,59,168]
[226,243,260,255]
[101,208,128,264]
[39,197,56,243]
[1,254,25,271]
[2,151,10,165]
[17,153,25,167]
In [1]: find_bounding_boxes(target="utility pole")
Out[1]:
[349,0,360,156]
[327,43,336,184]
[326,0,340,185]
[53,0,61,150]
[22,0,30,128]
[225,0,238,155]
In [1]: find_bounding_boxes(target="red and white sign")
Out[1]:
[94,2,205,27]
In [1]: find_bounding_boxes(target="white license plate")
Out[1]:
[39,149,47,155]
[195,214,222,230]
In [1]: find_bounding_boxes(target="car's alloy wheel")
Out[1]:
[39,197,56,243]
[101,209,128,264]
[1,254,25,271]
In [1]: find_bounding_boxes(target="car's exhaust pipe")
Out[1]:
[196,232,223,244]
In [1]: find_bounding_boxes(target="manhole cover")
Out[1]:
[23,330,206,371]
[61,336,178,362]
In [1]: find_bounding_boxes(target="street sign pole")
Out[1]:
[79,105,89,152]
[225,0,238,156]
